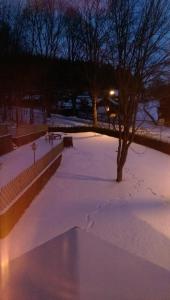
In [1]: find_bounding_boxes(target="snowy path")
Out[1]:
[48,113,91,127]
[0,132,170,275]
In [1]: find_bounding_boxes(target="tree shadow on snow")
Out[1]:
[57,172,114,183]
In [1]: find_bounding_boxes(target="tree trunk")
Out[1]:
[92,95,97,127]
[116,139,129,182]
[116,164,123,182]
[16,106,19,127]
[71,95,77,115]
[29,107,34,124]
[3,104,7,122]
[43,107,47,124]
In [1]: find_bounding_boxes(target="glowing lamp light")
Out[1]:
[110,113,116,118]
[109,90,115,96]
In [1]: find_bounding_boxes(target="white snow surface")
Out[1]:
[0,135,62,188]
[48,113,170,143]
[0,132,170,277]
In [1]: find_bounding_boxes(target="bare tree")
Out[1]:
[42,0,64,58]
[79,0,109,126]
[19,1,43,54]
[63,4,83,62]
[108,0,170,181]
[10,0,26,54]
[23,0,64,57]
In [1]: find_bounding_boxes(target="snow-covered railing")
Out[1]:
[0,141,64,213]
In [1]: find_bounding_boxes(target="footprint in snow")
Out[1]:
[86,214,95,230]
[147,187,157,196]
[134,185,139,191]
[87,220,95,230]
[86,214,90,222]
[97,204,102,210]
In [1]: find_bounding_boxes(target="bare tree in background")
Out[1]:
[23,0,64,57]
[0,0,26,123]
[10,0,26,54]
[63,4,83,62]
[42,0,64,58]
[79,0,109,126]
[21,1,43,55]
[108,0,170,182]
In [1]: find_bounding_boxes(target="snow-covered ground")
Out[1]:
[1,104,170,143]
[48,111,170,143]
[47,113,91,127]
[1,131,170,282]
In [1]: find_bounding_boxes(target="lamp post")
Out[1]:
[108,90,115,128]
[31,142,37,164]
[105,104,111,128]
[108,89,119,129]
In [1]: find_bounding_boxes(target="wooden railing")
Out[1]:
[0,142,64,213]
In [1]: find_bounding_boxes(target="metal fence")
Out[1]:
[0,142,64,213]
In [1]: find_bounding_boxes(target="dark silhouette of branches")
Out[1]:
[108,0,170,181]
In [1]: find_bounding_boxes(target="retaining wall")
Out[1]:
[0,154,62,238]
[0,141,63,238]
[13,130,47,147]
[0,134,13,155]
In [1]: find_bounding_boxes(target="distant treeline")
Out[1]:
[0,0,169,124]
